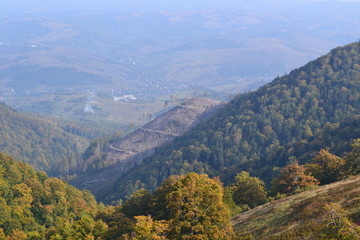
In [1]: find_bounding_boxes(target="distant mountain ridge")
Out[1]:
[100,41,360,201]
[2,8,359,98]
[71,98,224,197]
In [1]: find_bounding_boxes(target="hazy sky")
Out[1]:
[2,0,359,13]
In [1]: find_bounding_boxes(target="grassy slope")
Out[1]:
[232,175,360,239]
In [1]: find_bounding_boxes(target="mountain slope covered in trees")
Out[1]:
[0,103,89,176]
[0,153,105,239]
[0,153,235,239]
[103,41,360,202]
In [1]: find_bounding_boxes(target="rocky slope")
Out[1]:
[71,97,224,197]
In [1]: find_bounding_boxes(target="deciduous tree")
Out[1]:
[306,149,344,184]
[166,173,234,240]
[232,171,268,208]
[273,161,319,194]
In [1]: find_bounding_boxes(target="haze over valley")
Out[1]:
[1,1,360,128]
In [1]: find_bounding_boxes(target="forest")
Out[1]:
[95,41,360,202]
[0,137,359,239]
[1,40,360,239]
[0,102,120,177]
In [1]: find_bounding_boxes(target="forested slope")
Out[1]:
[0,103,88,176]
[0,153,105,239]
[0,153,235,239]
[104,41,360,201]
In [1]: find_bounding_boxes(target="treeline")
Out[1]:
[272,139,360,195]
[99,41,360,201]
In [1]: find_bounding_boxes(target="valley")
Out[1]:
[2,7,360,128]
[1,1,360,238]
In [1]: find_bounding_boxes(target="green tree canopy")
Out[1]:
[306,149,345,184]
[231,171,268,208]
[343,139,360,176]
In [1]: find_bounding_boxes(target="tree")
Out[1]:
[149,175,180,220]
[98,206,134,240]
[132,215,168,240]
[6,229,27,240]
[306,149,345,184]
[231,171,268,208]
[273,161,319,194]
[343,139,360,176]
[121,189,151,219]
[166,173,234,240]
[316,203,360,239]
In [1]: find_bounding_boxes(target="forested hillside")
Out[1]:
[104,41,360,201]
[0,153,105,239]
[0,103,89,176]
[0,153,235,239]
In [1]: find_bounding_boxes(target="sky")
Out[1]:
[1,0,359,14]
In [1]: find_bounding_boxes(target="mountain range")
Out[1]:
[0,35,360,239]
[95,41,360,202]
[1,8,360,98]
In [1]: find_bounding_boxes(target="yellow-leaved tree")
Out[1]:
[165,173,234,240]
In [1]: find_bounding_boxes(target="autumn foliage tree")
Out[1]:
[0,153,105,239]
[316,203,360,239]
[132,215,168,240]
[103,173,234,239]
[272,161,319,194]
[165,173,234,239]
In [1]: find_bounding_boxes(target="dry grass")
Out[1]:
[231,175,360,239]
